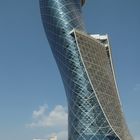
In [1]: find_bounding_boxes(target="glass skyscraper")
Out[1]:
[39,0,133,140]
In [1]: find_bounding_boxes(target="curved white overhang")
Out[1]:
[70,29,134,140]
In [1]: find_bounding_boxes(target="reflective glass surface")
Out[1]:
[39,0,133,140]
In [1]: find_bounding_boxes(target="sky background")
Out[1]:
[0,0,140,140]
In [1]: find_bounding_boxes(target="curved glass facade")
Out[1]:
[39,0,133,140]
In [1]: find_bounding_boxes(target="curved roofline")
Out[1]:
[81,0,86,6]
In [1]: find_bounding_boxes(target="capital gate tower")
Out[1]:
[39,0,133,140]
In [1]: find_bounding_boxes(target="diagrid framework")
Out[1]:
[39,0,134,140]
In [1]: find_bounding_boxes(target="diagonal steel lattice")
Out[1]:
[39,0,133,140]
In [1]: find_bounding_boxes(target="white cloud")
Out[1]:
[32,104,48,119]
[27,104,68,130]
[28,104,68,140]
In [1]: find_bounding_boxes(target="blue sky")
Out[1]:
[0,0,139,140]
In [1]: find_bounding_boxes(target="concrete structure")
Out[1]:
[49,136,57,140]
[39,0,133,140]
